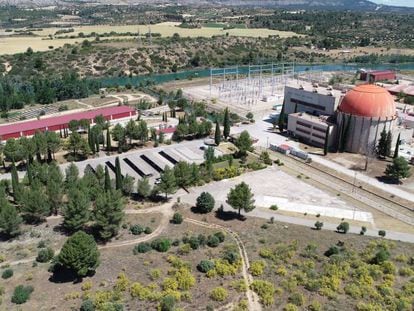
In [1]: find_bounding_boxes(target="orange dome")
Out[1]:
[338,84,395,118]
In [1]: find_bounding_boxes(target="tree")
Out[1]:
[226,182,255,216]
[235,130,253,156]
[95,164,105,186]
[278,102,286,132]
[21,180,50,223]
[11,163,21,202]
[94,190,125,241]
[55,231,100,278]
[67,132,89,158]
[314,221,323,230]
[33,131,47,162]
[158,166,177,199]
[115,157,122,190]
[384,156,411,183]
[137,177,151,199]
[122,174,135,196]
[63,187,90,233]
[337,222,350,234]
[104,166,111,191]
[65,163,79,185]
[393,133,401,158]
[215,121,221,146]
[4,138,22,163]
[47,163,64,215]
[376,127,387,159]
[106,128,112,151]
[195,192,215,213]
[0,196,22,237]
[45,131,61,160]
[386,130,392,157]
[173,161,192,188]
[223,108,230,139]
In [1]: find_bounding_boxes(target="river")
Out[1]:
[98,63,414,87]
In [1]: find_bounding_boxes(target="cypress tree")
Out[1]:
[164,112,168,123]
[386,130,392,157]
[115,157,122,190]
[104,166,111,191]
[106,129,112,152]
[394,133,401,159]
[377,127,387,158]
[278,101,285,133]
[223,108,230,139]
[215,121,221,146]
[11,164,20,202]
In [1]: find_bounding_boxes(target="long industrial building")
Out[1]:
[0,106,137,140]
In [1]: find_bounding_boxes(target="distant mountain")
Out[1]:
[1,0,414,12]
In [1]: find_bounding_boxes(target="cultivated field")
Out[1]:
[0,22,300,55]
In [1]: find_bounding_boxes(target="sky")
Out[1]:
[371,0,414,7]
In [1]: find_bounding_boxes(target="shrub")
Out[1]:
[197,260,215,273]
[144,227,152,234]
[250,280,275,306]
[249,261,266,276]
[378,230,386,237]
[189,236,200,250]
[372,248,390,264]
[399,267,414,277]
[159,295,176,311]
[80,299,95,311]
[214,231,225,243]
[308,300,322,311]
[150,269,161,280]
[288,292,305,306]
[337,222,350,234]
[207,235,220,248]
[171,213,183,224]
[261,223,269,229]
[172,239,180,246]
[195,192,215,213]
[179,243,191,255]
[314,221,323,230]
[2,268,13,279]
[133,243,152,254]
[36,247,54,263]
[231,280,247,292]
[11,285,34,304]
[284,303,298,311]
[151,238,171,252]
[37,240,47,248]
[324,245,340,257]
[223,251,239,264]
[130,225,144,235]
[270,205,278,211]
[210,287,228,302]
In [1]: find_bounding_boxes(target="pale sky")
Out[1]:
[371,0,414,7]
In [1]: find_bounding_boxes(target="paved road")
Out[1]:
[233,119,414,203]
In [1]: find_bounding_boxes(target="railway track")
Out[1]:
[273,152,414,226]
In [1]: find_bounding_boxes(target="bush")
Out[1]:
[214,231,225,243]
[378,230,386,237]
[2,268,13,279]
[314,221,323,230]
[130,225,144,235]
[11,285,34,304]
[324,245,340,257]
[337,222,350,234]
[250,280,275,306]
[284,303,298,311]
[270,205,278,211]
[210,287,228,302]
[133,243,152,254]
[207,235,220,248]
[372,248,390,264]
[160,295,176,311]
[36,247,54,263]
[360,226,367,235]
[171,213,183,224]
[249,261,266,276]
[195,192,215,213]
[189,236,200,250]
[197,260,215,273]
[151,238,171,252]
[288,292,305,306]
[80,299,95,311]
[144,227,152,234]
[172,239,180,246]
[223,251,239,264]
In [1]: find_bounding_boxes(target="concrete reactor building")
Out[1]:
[336,84,396,154]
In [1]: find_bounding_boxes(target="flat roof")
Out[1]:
[368,70,396,76]
[0,106,135,137]
[290,112,334,126]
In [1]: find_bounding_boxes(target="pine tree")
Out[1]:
[223,108,230,139]
[386,130,392,157]
[394,133,401,159]
[56,231,100,278]
[115,157,122,190]
[226,182,255,216]
[104,166,111,191]
[63,188,90,233]
[0,195,22,237]
[215,121,221,146]
[94,190,125,241]
[376,127,387,159]
[137,177,151,199]
[21,180,50,223]
[158,166,177,199]
[47,164,64,215]
[385,156,411,183]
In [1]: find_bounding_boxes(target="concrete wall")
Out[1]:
[284,86,338,116]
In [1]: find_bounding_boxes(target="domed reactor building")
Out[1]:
[336,84,396,155]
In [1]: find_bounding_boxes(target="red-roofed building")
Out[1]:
[359,70,396,82]
[0,106,136,140]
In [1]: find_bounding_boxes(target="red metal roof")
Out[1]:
[369,70,395,76]
[339,84,396,118]
[0,106,135,138]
